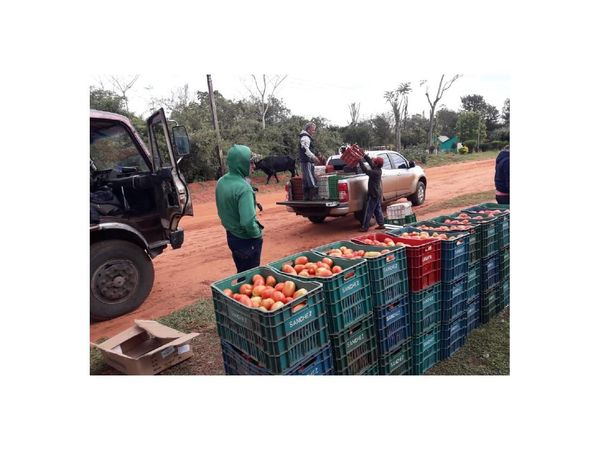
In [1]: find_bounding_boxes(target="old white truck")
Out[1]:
[277,150,427,224]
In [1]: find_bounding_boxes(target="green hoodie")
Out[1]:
[216,145,263,239]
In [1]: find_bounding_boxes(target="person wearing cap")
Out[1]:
[216,145,264,273]
[358,154,386,232]
[495,145,510,204]
[298,122,322,200]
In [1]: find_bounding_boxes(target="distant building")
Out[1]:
[435,135,459,152]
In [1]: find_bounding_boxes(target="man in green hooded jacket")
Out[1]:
[216,144,264,273]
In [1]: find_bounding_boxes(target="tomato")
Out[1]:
[282,264,295,274]
[252,285,266,297]
[282,281,296,297]
[239,284,253,296]
[252,274,265,285]
[260,298,275,310]
[270,301,284,312]
[293,288,308,299]
[294,256,309,265]
[331,266,342,274]
[265,275,277,287]
[261,287,275,299]
[294,264,305,273]
[291,303,306,313]
[322,257,333,267]
[274,282,285,292]
[223,288,234,298]
[271,290,285,303]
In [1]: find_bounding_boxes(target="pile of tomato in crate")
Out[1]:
[210,202,509,375]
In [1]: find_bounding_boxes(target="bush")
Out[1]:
[402,147,428,164]
[459,146,469,154]
[463,140,477,150]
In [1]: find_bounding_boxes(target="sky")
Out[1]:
[97,73,510,127]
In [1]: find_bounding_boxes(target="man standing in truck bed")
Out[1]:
[298,122,322,200]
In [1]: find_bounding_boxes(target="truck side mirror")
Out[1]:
[409,160,416,168]
[172,126,191,156]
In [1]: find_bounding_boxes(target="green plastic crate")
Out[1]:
[409,283,442,335]
[211,266,329,373]
[330,314,378,375]
[362,365,380,375]
[378,339,412,375]
[412,325,441,375]
[463,204,510,249]
[500,247,509,281]
[268,250,372,334]
[384,213,417,226]
[328,174,339,200]
[312,240,409,308]
[451,212,500,258]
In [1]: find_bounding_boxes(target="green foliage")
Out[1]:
[370,114,393,146]
[90,87,127,114]
[435,108,459,137]
[489,126,510,142]
[342,121,373,148]
[402,146,428,164]
[401,114,429,149]
[457,111,487,144]
[502,98,510,126]
[463,139,477,149]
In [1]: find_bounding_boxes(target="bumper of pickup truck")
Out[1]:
[276,200,350,217]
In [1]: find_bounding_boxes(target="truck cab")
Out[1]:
[89,108,193,320]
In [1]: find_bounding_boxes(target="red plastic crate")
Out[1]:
[389,236,441,293]
[340,144,365,168]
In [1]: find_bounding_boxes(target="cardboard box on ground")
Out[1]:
[91,320,199,375]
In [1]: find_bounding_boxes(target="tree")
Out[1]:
[435,108,459,138]
[370,114,394,146]
[384,83,411,151]
[109,75,140,113]
[460,94,500,135]
[456,111,487,145]
[421,74,462,150]
[90,87,127,114]
[348,102,361,126]
[502,98,510,127]
[342,121,372,148]
[247,74,288,130]
[401,114,429,149]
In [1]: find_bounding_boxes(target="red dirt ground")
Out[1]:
[90,159,495,342]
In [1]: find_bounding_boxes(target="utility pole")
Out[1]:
[207,74,224,178]
[476,112,481,152]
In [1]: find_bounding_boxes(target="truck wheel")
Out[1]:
[354,206,375,225]
[408,180,426,206]
[308,216,326,224]
[90,240,154,321]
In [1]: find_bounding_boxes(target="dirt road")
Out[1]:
[90,159,495,341]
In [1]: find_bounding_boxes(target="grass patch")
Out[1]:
[415,190,496,217]
[428,307,510,375]
[423,151,497,168]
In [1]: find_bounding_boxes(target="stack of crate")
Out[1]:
[388,234,442,375]
[385,202,417,226]
[313,240,411,375]
[268,250,375,375]
[316,173,339,200]
[211,267,331,375]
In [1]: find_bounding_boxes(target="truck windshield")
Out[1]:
[90,120,150,172]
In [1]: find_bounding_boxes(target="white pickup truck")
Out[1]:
[277,150,427,224]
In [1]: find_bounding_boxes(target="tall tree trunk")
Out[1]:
[394,110,401,151]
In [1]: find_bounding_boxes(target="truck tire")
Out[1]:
[354,204,375,226]
[308,216,326,224]
[408,180,426,206]
[90,240,154,321]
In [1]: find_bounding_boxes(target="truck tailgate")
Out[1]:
[276,200,340,208]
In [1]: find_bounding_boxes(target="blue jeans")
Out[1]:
[226,231,263,273]
[362,196,384,229]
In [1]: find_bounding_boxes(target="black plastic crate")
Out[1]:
[378,339,412,375]
[412,325,441,375]
[211,266,329,373]
[330,314,378,375]
[409,283,442,335]
[481,286,502,324]
[221,340,333,375]
[441,313,467,359]
[466,261,481,300]
[500,247,509,281]
[465,300,481,334]
[481,252,501,292]
[373,294,411,355]
[441,275,468,323]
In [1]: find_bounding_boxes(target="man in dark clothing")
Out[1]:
[298,122,322,200]
[358,154,386,232]
[495,146,510,204]
[216,145,264,273]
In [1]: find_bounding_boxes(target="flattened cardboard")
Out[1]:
[91,320,199,375]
